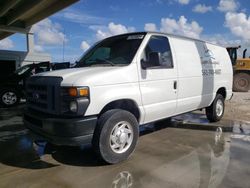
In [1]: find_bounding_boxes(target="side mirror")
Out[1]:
[140,59,147,69]
[148,52,161,66]
[141,52,161,69]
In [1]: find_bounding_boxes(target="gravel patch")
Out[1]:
[225,92,250,122]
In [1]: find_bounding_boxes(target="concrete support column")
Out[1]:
[26,32,34,52]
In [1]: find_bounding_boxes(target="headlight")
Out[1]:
[69,101,78,112]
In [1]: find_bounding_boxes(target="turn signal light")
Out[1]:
[79,88,89,96]
[68,87,78,97]
[68,87,89,97]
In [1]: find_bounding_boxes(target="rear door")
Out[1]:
[137,34,178,123]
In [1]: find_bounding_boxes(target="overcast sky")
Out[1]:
[0,0,250,62]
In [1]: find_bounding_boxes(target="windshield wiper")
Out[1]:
[77,59,115,67]
[95,58,115,66]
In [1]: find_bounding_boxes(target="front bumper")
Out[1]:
[23,109,97,146]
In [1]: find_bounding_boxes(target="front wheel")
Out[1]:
[0,90,20,107]
[206,94,225,122]
[92,109,139,164]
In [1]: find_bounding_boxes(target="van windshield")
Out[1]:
[76,34,144,67]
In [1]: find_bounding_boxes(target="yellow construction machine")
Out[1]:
[227,46,250,92]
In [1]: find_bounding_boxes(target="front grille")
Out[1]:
[26,84,48,109]
[26,76,63,114]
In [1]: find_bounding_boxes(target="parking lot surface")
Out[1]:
[0,104,250,188]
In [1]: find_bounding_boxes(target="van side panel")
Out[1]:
[170,37,232,115]
[170,37,208,114]
[205,43,233,100]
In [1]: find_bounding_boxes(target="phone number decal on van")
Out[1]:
[202,69,221,76]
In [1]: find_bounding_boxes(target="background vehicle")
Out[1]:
[0,62,50,107]
[227,46,250,92]
[51,62,70,70]
[0,61,72,107]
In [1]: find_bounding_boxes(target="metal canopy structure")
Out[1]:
[0,0,79,40]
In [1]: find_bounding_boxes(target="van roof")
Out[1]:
[106,31,224,48]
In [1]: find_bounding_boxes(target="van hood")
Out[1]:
[35,66,137,86]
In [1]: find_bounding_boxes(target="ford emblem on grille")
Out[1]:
[33,93,40,100]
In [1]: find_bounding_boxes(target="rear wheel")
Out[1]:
[233,73,250,92]
[0,89,20,107]
[206,94,225,122]
[92,109,139,164]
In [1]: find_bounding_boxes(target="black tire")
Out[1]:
[92,109,139,164]
[233,73,250,92]
[0,89,20,107]
[206,94,225,122]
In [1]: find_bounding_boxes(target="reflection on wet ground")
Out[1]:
[0,106,250,188]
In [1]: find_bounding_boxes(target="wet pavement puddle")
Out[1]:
[0,106,250,188]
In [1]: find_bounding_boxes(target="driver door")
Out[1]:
[138,35,178,123]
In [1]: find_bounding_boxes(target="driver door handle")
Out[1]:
[173,81,177,90]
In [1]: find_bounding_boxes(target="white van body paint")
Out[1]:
[36,32,233,124]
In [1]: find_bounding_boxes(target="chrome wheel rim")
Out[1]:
[216,99,223,117]
[110,121,133,154]
[2,92,17,105]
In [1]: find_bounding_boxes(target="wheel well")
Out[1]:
[99,99,140,122]
[217,87,226,99]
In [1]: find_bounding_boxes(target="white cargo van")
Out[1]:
[24,32,233,163]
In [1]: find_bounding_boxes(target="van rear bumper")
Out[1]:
[23,109,98,146]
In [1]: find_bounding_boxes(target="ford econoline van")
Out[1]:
[24,32,233,163]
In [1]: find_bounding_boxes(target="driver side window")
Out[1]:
[142,35,173,68]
